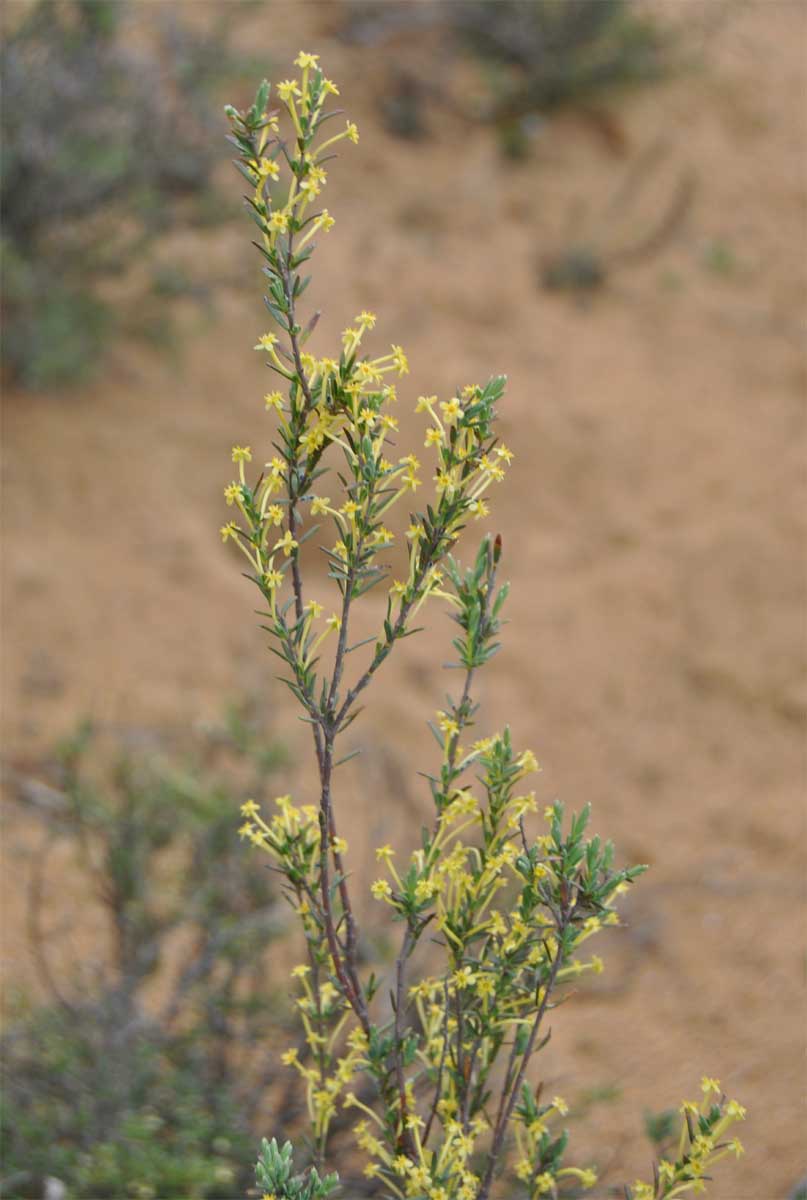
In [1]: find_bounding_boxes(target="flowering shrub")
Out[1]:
[220,54,747,1200]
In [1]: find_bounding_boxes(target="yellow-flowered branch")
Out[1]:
[223,54,747,1200]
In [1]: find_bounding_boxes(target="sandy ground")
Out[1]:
[2,2,805,1196]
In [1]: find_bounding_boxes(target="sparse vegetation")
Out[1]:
[1,714,288,1200]
[0,0,251,388]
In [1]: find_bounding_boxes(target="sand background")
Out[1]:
[2,2,805,1196]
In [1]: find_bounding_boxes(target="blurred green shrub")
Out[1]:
[1,711,291,1200]
[341,0,669,156]
[452,0,667,113]
[0,0,250,389]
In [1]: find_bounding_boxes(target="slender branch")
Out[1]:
[317,739,369,1029]
[476,914,573,1200]
[423,980,452,1145]
[393,925,416,1155]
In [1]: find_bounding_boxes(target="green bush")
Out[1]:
[0,0,249,388]
[1,711,289,1199]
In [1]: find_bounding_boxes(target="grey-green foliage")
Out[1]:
[1,710,289,1200]
[454,0,667,113]
[0,0,250,388]
[341,1,668,158]
[256,1139,340,1200]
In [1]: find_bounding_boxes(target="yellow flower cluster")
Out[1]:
[355,1111,486,1199]
[281,1006,368,1145]
[631,1082,746,1199]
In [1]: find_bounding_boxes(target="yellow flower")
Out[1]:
[726,1100,747,1120]
[310,495,331,516]
[424,427,443,447]
[294,51,319,69]
[263,568,284,589]
[265,391,284,411]
[240,800,259,817]
[552,1096,569,1116]
[277,79,301,102]
[254,334,278,352]
[437,711,459,736]
[220,522,239,543]
[391,344,408,374]
[274,530,299,557]
[305,599,324,617]
[231,445,252,463]
[268,211,289,233]
[345,121,359,143]
[371,879,392,901]
[440,398,462,422]
[356,310,376,328]
[414,878,437,903]
[299,178,321,201]
[701,1076,721,1096]
[290,964,310,978]
[281,1047,299,1066]
[326,613,342,631]
[375,844,395,862]
[224,483,242,506]
[256,157,280,181]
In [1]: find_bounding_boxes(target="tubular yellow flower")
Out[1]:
[391,344,408,374]
[256,157,280,181]
[277,79,301,103]
[273,530,298,557]
[267,211,289,234]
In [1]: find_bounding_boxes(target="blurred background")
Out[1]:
[1,1,805,1198]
